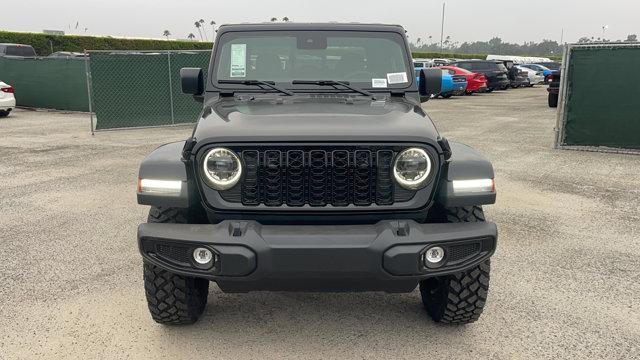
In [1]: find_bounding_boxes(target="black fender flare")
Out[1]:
[436,141,496,207]
[137,141,191,208]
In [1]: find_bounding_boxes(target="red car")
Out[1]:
[439,66,488,94]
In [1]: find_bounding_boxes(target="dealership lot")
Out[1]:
[1,87,639,359]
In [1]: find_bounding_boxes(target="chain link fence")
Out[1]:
[87,50,210,130]
[555,43,640,153]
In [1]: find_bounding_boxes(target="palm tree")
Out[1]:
[282,17,290,22]
[270,17,278,22]
[187,33,196,41]
[199,19,207,40]
[194,21,203,41]
[210,20,216,39]
[162,30,171,40]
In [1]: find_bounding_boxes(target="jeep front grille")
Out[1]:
[217,146,418,207]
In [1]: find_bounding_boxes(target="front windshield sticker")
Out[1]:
[230,44,247,78]
[371,78,387,88]
[387,72,408,84]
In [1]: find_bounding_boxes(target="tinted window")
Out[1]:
[539,62,560,70]
[5,45,36,57]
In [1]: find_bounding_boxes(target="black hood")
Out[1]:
[191,96,442,153]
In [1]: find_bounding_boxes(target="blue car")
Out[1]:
[415,67,467,99]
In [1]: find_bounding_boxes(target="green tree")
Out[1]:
[187,33,196,41]
[162,30,171,40]
[626,34,638,42]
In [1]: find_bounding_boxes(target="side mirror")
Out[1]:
[418,68,442,101]
[180,67,204,95]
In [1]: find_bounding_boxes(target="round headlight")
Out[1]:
[393,148,432,190]
[202,148,242,190]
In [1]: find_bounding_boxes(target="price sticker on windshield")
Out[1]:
[230,44,247,78]
[387,72,408,84]
[371,78,387,88]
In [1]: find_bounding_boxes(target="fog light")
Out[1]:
[424,246,445,265]
[193,247,214,265]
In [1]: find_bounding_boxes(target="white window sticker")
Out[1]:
[230,44,246,78]
[387,72,408,84]
[371,78,387,88]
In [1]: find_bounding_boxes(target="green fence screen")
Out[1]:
[561,45,640,150]
[0,57,89,111]
[89,51,210,130]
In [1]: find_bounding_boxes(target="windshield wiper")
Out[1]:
[218,79,294,96]
[292,80,374,98]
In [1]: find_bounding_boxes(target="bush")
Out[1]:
[0,31,211,56]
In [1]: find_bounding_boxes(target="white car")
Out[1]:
[515,65,545,86]
[0,81,15,117]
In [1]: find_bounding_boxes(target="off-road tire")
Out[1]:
[143,207,209,325]
[548,93,559,108]
[420,206,491,324]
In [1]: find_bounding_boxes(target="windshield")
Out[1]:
[213,30,412,90]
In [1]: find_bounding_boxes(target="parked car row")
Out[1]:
[414,57,559,100]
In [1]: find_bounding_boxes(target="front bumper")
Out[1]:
[138,220,497,293]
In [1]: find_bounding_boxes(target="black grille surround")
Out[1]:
[197,143,440,212]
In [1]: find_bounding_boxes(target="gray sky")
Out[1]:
[4,0,638,43]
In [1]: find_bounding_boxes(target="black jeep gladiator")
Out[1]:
[136,23,497,325]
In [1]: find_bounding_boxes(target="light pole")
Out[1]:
[440,2,446,52]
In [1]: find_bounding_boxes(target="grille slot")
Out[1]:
[375,150,395,205]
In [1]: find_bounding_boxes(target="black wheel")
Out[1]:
[441,93,453,99]
[548,93,559,108]
[143,207,209,325]
[0,110,9,118]
[420,206,491,324]
[486,88,494,93]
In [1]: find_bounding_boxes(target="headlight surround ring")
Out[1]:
[202,147,242,190]
[393,147,432,190]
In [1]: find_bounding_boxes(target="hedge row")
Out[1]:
[411,51,486,60]
[0,31,212,56]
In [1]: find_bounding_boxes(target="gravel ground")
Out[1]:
[1,87,639,359]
